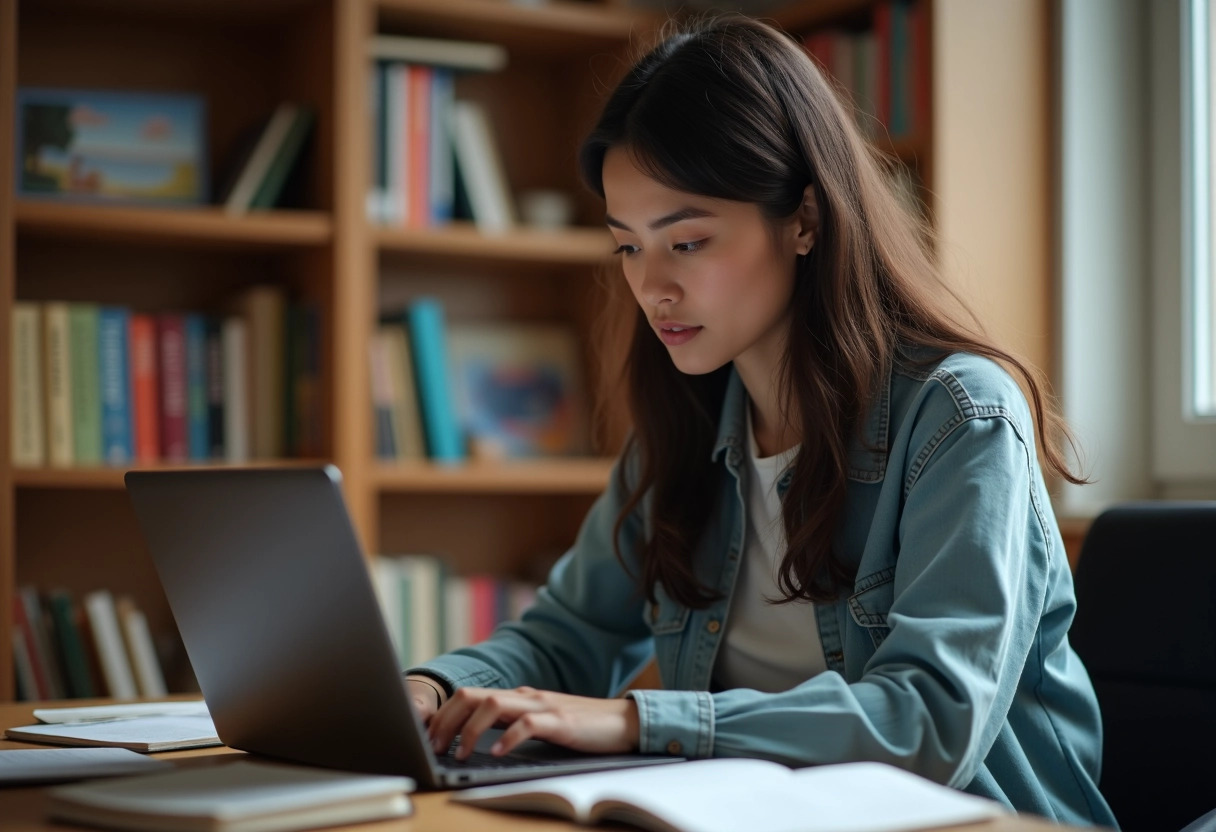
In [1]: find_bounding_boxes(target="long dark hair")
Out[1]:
[579,16,1083,608]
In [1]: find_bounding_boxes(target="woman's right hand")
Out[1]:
[405,675,447,722]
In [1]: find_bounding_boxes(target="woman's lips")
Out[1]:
[656,324,703,346]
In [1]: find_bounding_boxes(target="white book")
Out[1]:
[404,556,441,664]
[34,701,208,724]
[83,590,139,700]
[43,302,74,467]
[47,760,413,832]
[443,574,472,653]
[224,103,297,215]
[369,34,507,73]
[0,748,170,786]
[385,62,407,225]
[115,597,168,698]
[12,302,46,466]
[6,714,220,753]
[454,759,1008,832]
[450,99,516,233]
[222,317,249,462]
[370,556,407,669]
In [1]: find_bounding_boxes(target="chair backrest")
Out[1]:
[1069,502,1216,832]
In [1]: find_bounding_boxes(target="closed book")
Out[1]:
[11,302,46,466]
[223,103,296,215]
[368,34,507,72]
[403,556,442,664]
[449,99,516,233]
[221,317,250,462]
[237,285,286,459]
[44,302,75,467]
[429,68,455,224]
[83,590,139,700]
[12,628,39,701]
[156,314,189,462]
[114,597,167,698]
[128,315,160,464]
[388,62,409,225]
[407,65,431,227]
[47,590,95,699]
[20,586,67,700]
[249,107,315,210]
[290,305,322,457]
[47,760,413,832]
[68,304,103,465]
[184,314,209,460]
[368,332,398,459]
[204,318,225,458]
[406,298,465,462]
[98,307,134,465]
[12,593,49,699]
[379,325,425,459]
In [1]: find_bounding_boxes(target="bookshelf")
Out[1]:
[1,0,1055,702]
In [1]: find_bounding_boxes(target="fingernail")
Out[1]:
[491,742,504,755]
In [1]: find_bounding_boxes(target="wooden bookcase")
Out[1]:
[0,0,1054,701]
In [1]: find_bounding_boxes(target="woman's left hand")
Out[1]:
[426,686,640,760]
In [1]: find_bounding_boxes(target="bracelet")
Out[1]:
[409,676,445,710]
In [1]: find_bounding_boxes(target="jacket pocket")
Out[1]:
[848,568,895,649]
[645,589,691,678]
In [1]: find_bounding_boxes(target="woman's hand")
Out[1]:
[427,686,640,760]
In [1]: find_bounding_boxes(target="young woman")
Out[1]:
[406,16,1116,827]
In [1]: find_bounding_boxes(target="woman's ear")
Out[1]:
[793,184,819,255]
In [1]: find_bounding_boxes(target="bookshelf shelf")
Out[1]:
[13,460,333,490]
[375,0,657,56]
[376,222,613,266]
[15,202,333,250]
[373,457,614,495]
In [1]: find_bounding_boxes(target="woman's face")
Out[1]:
[602,146,809,379]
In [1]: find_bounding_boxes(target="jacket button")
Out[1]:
[666,740,682,755]
[706,620,721,634]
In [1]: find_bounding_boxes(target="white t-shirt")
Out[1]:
[712,408,828,693]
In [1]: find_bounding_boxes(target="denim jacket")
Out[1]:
[414,351,1117,827]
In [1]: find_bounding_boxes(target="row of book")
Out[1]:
[802,0,930,141]
[11,586,166,702]
[369,298,587,463]
[9,285,322,468]
[371,555,538,670]
[367,35,516,232]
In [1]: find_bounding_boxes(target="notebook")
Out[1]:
[124,466,677,789]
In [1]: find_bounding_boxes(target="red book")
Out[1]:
[156,314,189,462]
[873,2,893,130]
[129,314,160,463]
[803,31,834,75]
[407,64,432,228]
[12,594,48,700]
[469,575,498,644]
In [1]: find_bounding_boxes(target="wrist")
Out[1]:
[406,674,447,710]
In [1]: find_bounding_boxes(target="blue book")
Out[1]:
[98,307,134,464]
[185,314,209,460]
[407,298,465,462]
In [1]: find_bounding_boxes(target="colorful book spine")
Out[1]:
[406,298,465,462]
[249,107,315,210]
[44,303,75,467]
[48,589,95,699]
[98,307,134,465]
[205,318,226,458]
[129,314,160,463]
[185,314,209,461]
[429,68,455,225]
[11,302,46,467]
[156,314,189,462]
[407,64,432,227]
[68,304,103,465]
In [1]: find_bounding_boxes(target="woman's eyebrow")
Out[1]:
[605,206,718,232]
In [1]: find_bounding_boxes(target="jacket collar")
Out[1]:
[711,362,890,484]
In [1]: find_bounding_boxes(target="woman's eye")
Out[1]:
[673,239,707,253]
[613,244,639,256]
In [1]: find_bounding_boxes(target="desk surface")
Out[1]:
[0,700,1082,832]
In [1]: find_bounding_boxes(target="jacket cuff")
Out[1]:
[407,653,508,694]
[626,689,714,758]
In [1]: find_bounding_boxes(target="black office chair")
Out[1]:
[1069,502,1216,832]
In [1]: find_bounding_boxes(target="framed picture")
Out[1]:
[16,87,207,205]
[446,322,589,458]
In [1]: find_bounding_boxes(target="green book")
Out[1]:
[68,304,102,465]
[250,107,315,210]
[48,590,95,699]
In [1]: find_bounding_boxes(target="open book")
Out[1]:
[452,758,1007,832]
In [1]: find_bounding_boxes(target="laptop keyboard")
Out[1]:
[441,741,574,769]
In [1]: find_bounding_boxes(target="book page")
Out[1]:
[34,700,208,724]
[6,714,220,750]
[0,748,171,785]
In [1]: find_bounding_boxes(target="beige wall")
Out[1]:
[932,0,1053,379]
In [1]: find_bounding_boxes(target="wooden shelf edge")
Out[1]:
[373,457,614,494]
[14,460,333,490]
[15,201,333,248]
[376,222,614,265]
[374,0,658,44]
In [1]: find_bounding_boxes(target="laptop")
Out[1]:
[124,465,678,789]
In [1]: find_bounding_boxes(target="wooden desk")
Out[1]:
[0,701,1081,832]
